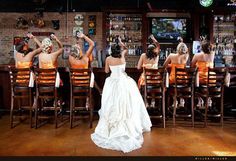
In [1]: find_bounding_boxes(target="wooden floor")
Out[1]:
[0,115,236,156]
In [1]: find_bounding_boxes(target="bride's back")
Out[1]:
[107,56,126,76]
[107,56,125,66]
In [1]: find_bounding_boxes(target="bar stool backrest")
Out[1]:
[69,68,93,128]
[144,68,166,99]
[69,68,91,93]
[8,66,33,128]
[9,66,32,89]
[207,68,226,97]
[228,68,236,88]
[174,67,197,97]
[34,68,57,87]
[143,67,166,128]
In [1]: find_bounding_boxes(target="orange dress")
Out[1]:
[196,61,214,84]
[41,61,56,69]
[138,63,158,89]
[70,62,88,69]
[169,63,185,84]
[17,61,32,68]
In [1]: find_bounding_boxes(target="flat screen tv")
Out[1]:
[151,18,190,42]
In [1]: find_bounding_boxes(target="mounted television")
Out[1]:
[151,18,190,42]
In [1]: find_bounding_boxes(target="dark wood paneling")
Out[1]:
[0,65,11,110]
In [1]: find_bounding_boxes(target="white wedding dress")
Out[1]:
[91,63,152,153]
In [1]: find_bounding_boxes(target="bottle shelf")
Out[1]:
[213,14,235,67]
[106,13,143,67]
[107,42,142,44]
[110,29,142,32]
[109,20,142,23]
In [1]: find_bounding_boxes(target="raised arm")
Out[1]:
[118,37,128,57]
[51,34,63,56]
[77,33,95,58]
[27,33,42,47]
[26,33,42,59]
[150,34,160,49]
[27,47,42,59]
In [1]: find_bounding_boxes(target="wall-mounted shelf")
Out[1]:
[105,13,143,67]
[213,14,236,67]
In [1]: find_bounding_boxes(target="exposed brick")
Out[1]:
[0,12,103,66]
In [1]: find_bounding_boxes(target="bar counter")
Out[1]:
[0,65,235,112]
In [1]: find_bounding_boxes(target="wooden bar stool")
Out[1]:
[34,68,61,128]
[224,68,236,121]
[195,67,226,127]
[69,68,93,128]
[144,68,166,128]
[8,66,34,128]
[173,67,197,127]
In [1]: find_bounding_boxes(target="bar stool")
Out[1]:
[69,68,93,128]
[8,66,34,128]
[144,68,166,128]
[223,68,236,121]
[173,67,197,127]
[34,68,61,128]
[195,67,226,127]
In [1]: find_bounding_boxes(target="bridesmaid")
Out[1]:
[68,33,94,69]
[137,34,160,89]
[191,40,215,108]
[15,32,42,68]
[163,42,189,84]
[163,42,189,107]
[68,32,102,94]
[38,34,63,69]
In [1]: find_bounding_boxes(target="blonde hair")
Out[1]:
[42,38,52,53]
[177,42,188,55]
[70,45,83,59]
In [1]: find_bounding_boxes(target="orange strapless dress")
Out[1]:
[169,63,185,84]
[196,61,214,84]
[138,63,158,89]
[41,62,56,69]
[17,61,32,68]
[70,63,88,69]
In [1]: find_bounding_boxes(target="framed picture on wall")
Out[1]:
[13,36,27,45]
[88,15,96,35]
[73,26,83,37]
[62,44,71,59]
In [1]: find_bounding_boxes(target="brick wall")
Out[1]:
[0,12,104,66]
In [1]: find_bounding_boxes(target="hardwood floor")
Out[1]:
[0,115,236,156]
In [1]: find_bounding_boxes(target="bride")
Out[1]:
[91,37,152,153]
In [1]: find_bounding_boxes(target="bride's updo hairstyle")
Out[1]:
[111,44,121,58]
